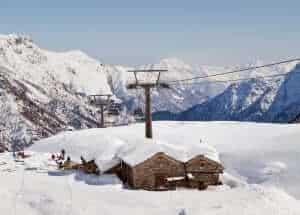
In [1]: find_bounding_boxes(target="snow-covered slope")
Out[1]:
[0,34,116,150]
[1,121,300,214]
[30,121,300,199]
[0,34,112,96]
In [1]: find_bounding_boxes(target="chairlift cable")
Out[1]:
[166,58,300,83]
[168,72,299,86]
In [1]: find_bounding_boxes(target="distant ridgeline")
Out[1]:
[153,63,300,123]
[289,113,300,123]
[153,109,300,123]
[153,98,300,123]
[153,101,300,123]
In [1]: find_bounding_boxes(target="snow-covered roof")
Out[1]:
[118,139,219,167]
[30,129,126,172]
[30,126,220,172]
[118,139,182,166]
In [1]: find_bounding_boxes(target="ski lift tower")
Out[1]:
[88,94,112,128]
[127,66,169,139]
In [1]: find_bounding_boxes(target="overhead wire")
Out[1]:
[165,58,300,84]
[167,72,300,86]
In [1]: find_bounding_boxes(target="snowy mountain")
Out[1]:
[0,34,117,151]
[0,33,299,151]
[266,64,300,122]
[107,57,227,113]
[174,78,283,121]
[0,34,226,150]
[154,62,300,122]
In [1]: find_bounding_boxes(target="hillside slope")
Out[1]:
[0,34,114,150]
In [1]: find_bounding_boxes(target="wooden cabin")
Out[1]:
[118,152,185,190]
[185,155,224,189]
[104,152,224,191]
[89,139,225,191]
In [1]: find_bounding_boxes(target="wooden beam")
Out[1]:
[126,67,169,139]
[88,94,112,97]
[127,83,169,89]
[100,105,105,128]
[144,86,152,139]
[156,71,161,85]
[127,69,168,73]
[134,71,138,85]
[88,94,112,128]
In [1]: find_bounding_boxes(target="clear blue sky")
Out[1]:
[1,0,299,66]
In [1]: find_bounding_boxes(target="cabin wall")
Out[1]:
[132,153,185,190]
[114,154,224,190]
[185,155,223,187]
[119,162,134,187]
[185,156,224,173]
[189,173,220,186]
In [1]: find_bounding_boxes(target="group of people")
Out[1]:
[51,149,72,169]
[50,149,99,174]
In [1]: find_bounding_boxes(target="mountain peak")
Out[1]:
[0,33,33,46]
[159,58,192,70]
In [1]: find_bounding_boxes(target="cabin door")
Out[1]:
[155,173,168,189]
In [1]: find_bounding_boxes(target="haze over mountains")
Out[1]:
[0,33,299,150]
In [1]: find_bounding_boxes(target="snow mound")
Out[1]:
[30,127,220,171]
[0,153,17,172]
[30,129,126,172]
[74,172,122,186]
[22,152,57,172]
[220,172,247,188]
